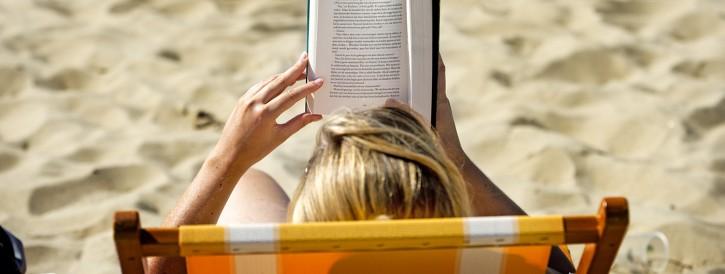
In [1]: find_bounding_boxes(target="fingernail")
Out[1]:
[385,98,402,105]
[308,113,323,121]
[300,52,308,60]
[314,78,324,85]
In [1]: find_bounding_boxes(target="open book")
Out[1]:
[306,0,440,125]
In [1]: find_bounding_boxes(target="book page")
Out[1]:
[308,0,410,114]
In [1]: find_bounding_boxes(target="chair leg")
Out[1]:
[114,211,145,274]
[577,197,629,274]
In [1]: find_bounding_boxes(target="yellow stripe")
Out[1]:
[178,216,563,256]
[516,216,564,244]
[278,218,465,252]
[179,225,227,256]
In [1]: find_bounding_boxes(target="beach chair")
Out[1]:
[113,197,628,274]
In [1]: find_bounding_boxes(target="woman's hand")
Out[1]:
[210,52,324,170]
[149,53,324,274]
[385,54,467,167]
[434,54,468,167]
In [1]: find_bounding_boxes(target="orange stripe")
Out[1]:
[499,216,561,274]
[500,246,551,274]
[279,249,459,274]
[279,252,346,274]
[186,255,235,274]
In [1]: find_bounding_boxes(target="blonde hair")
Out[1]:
[289,107,471,223]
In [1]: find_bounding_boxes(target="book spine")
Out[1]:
[305,0,311,112]
[431,0,440,127]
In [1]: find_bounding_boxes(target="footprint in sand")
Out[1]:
[153,0,217,19]
[28,164,165,215]
[669,10,723,41]
[672,58,725,81]
[685,96,725,138]
[711,177,725,198]
[710,159,725,175]
[67,97,133,130]
[0,152,19,173]
[139,139,213,169]
[509,147,578,187]
[109,0,146,14]
[65,146,108,163]
[536,48,637,85]
[594,0,693,31]
[0,66,30,98]
[35,67,96,92]
[24,244,80,273]
[189,85,236,122]
[25,120,91,156]
[0,101,49,143]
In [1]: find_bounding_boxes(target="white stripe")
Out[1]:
[464,217,518,246]
[226,224,278,253]
[458,247,504,274]
[233,254,277,274]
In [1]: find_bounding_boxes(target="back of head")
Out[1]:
[289,107,471,223]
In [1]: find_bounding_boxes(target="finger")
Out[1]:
[298,68,307,81]
[258,52,308,103]
[249,74,279,95]
[278,112,323,138]
[384,98,427,123]
[267,78,324,116]
[384,98,413,112]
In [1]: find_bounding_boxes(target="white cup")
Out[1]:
[613,231,670,274]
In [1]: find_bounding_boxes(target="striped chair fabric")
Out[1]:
[113,197,628,274]
[183,216,561,274]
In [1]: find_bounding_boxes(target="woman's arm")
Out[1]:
[433,54,575,273]
[147,53,324,274]
[432,54,524,216]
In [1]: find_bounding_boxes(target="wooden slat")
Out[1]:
[133,216,604,256]
[114,211,145,274]
[142,228,179,243]
[563,216,599,243]
[577,197,629,274]
[140,228,179,256]
[113,197,629,274]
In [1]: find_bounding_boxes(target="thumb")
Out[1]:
[279,112,323,138]
[437,53,447,100]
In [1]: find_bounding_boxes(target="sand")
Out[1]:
[0,0,723,273]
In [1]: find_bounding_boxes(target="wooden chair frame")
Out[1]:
[114,197,628,274]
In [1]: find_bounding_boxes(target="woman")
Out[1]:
[147,53,575,273]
